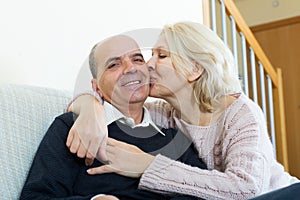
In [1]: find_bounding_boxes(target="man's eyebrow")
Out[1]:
[131,53,144,58]
[104,57,121,67]
[104,53,144,67]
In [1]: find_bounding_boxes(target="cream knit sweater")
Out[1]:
[139,94,298,200]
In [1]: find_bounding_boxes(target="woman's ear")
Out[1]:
[188,63,204,82]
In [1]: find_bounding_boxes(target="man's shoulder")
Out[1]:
[43,112,78,141]
[52,112,78,128]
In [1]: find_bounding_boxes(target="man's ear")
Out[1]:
[91,79,103,97]
[187,63,204,82]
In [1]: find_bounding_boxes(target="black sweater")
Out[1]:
[20,112,206,200]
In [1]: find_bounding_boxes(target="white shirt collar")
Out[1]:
[103,101,165,136]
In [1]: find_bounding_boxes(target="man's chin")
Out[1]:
[128,89,149,103]
[128,95,148,104]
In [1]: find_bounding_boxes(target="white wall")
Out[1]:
[0,0,203,92]
[234,0,300,26]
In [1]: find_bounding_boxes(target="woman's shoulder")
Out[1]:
[224,93,265,126]
[227,93,263,114]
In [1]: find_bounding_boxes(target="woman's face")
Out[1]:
[147,35,189,99]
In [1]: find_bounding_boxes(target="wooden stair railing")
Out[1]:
[202,0,289,171]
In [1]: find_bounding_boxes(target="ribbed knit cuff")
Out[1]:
[139,154,174,191]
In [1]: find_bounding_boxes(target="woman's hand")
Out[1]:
[93,195,119,200]
[66,94,108,165]
[87,138,155,178]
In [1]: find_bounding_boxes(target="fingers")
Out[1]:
[67,128,94,166]
[96,135,108,161]
[102,195,119,200]
[66,128,75,148]
[67,130,107,166]
[85,138,102,165]
[67,127,114,167]
[94,195,119,200]
[87,135,110,165]
[77,142,88,158]
[87,165,115,175]
[68,129,81,154]
[85,155,94,166]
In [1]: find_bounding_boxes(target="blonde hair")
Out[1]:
[162,21,242,112]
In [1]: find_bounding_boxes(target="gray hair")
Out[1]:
[89,43,99,79]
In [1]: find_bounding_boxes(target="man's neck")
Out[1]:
[113,102,144,125]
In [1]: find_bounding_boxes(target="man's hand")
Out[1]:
[66,94,108,165]
[87,138,155,178]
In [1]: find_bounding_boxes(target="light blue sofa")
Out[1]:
[0,83,72,200]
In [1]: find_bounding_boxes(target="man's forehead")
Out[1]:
[96,35,141,62]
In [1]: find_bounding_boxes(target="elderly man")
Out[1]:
[20,35,206,200]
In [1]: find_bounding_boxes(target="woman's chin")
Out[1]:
[149,89,157,98]
[149,86,159,98]
[149,84,170,99]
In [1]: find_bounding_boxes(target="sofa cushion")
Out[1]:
[0,83,72,199]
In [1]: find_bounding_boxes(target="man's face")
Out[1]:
[93,35,150,107]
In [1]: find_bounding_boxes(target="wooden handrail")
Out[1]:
[222,0,278,87]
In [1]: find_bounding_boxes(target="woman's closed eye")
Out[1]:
[158,49,169,59]
[159,54,167,59]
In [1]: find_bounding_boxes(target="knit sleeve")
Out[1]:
[139,102,276,200]
[145,100,176,129]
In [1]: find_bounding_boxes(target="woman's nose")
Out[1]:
[147,56,156,71]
